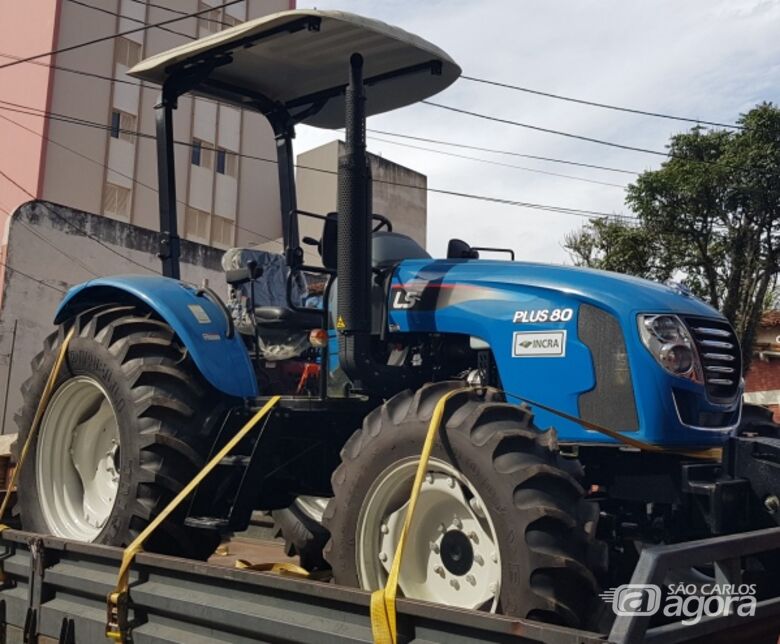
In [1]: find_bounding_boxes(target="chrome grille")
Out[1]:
[684,317,741,401]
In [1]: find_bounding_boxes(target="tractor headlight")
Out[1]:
[638,314,702,382]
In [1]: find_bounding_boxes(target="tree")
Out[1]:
[565,103,780,370]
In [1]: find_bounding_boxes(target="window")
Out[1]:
[114,37,142,68]
[185,207,210,241]
[198,2,223,35]
[216,148,238,177]
[211,214,235,247]
[110,110,136,142]
[222,14,241,28]
[103,182,131,219]
[191,139,213,169]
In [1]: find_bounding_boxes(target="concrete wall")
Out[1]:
[0,201,227,434]
[296,140,427,261]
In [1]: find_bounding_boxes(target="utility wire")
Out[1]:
[369,129,640,175]
[0,100,635,222]
[461,76,743,130]
[0,207,68,294]
[0,108,322,260]
[0,0,243,72]
[367,135,627,188]
[0,134,158,273]
[129,0,234,28]
[423,100,673,158]
[66,0,195,42]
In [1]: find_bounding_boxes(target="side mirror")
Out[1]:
[321,212,338,270]
[447,238,479,259]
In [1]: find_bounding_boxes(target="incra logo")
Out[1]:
[512,330,567,358]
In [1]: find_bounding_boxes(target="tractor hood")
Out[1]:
[389,258,723,319]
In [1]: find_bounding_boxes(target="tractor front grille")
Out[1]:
[684,317,741,402]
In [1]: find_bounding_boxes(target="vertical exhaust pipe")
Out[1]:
[337,53,373,389]
[337,53,412,395]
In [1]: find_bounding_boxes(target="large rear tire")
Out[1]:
[15,304,227,559]
[323,381,600,627]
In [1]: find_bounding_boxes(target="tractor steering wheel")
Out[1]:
[371,214,393,233]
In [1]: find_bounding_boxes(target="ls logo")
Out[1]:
[392,290,422,310]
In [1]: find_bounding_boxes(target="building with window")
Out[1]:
[0,0,293,265]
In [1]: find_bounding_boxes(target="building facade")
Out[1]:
[744,310,780,421]
[0,0,292,266]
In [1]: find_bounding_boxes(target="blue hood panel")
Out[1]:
[388,259,740,447]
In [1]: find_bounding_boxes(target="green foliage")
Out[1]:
[565,103,780,368]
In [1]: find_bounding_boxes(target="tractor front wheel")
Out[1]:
[323,381,601,627]
[15,304,226,559]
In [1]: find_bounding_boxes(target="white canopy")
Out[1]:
[128,9,460,129]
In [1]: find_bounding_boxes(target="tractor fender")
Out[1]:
[54,275,258,399]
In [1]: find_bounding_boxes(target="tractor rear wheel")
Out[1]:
[15,304,227,559]
[323,381,601,627]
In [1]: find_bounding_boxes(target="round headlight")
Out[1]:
[647,315,683,342]
[659,343,694,374]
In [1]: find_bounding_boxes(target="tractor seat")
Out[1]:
[254,306,323,329]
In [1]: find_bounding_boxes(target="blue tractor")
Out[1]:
[15,9,780,629]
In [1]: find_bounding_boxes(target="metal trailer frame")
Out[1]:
[0,527,778,643]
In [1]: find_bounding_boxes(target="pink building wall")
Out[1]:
[0,1,60,240]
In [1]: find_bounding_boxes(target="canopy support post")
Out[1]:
[155,84,180,280]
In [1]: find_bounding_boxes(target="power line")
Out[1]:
[0,107,321,261]
[0,0,243,72]
[0,100,635,222]
[0,131,158,274]
[66,0,195,42]
[369,129,640,175]
[423,100,673,158]
[129,0,234,28]
[367,135,627,189]
[0,207,68,294]
[461,76,744,130]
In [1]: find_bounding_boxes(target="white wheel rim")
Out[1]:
[295,495,329,523]
[36,376,121,541]
[356,457,502,611]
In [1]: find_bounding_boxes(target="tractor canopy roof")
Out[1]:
[128,9,460,129]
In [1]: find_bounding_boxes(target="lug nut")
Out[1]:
[430,541,440,554]
[447,477,456,488]
[466,574,476,586]
[450,579,460,590]
[765,495,780,514]
[452,516,462,530]
[426,472,434,484]
[380,523,389,534]
[433,565,445,577]
[474,554,484,566]
[379,552,388,562]
[468,531,479,543]
[438,523,446,533]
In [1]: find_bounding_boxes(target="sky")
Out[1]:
[293,0,780,263]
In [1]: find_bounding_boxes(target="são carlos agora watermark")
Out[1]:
[600,583,757,625]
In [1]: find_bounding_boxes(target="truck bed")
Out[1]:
[0,528,778,643]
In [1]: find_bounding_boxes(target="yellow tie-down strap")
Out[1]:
[370,387,471,644]
[106,395,282,642]
[0,328,75,582]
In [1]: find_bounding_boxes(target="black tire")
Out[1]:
[323,381,600,628]
[15,303,227,559]
[271,500,330,570]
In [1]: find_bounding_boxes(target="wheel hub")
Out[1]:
[440,529,473,576]
[360,460,501,611]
